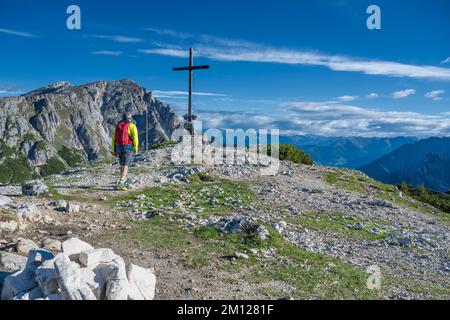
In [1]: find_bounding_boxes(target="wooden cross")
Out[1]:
[173,48,210,126]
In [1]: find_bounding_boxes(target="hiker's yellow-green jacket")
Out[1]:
[112,122,139,153]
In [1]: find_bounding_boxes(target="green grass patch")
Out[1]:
[112,179,256,218]
[324,169,366,193]
[44,182,69,200]
[247,230,379,299]
[285,212,392,241]
[58,146,84,167]
[117,216,380,299]
[151,140,179,150]
[40,157,67,177]
[0,142,34,184]
[324,168,449,223]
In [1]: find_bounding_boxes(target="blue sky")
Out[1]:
[1,0,450,137]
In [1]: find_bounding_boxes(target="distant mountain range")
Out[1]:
[280,135,417,168]
[359,137,450,192]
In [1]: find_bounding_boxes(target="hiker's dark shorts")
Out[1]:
[117,149,132,166]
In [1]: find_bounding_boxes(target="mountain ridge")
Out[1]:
[280,135,417,168]
[360,137,450,192]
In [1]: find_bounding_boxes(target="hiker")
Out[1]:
[112,112,139,190]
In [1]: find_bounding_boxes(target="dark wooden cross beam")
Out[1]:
[173,48,210,125]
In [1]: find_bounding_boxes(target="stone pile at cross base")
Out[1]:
[0,237,156,300]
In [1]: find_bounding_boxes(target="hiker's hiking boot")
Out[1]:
[115,179,128,191]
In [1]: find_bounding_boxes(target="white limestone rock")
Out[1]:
[12,286,44,300]
[127,264,156,300]
[0,252,27,272]
[15,203,41,221]
[16,238,39,256]
[80,264,110,299]
[26,249,55,272]
[21,180,50,197]
[105,257,129,300]
[61,238,94,261]
[46,293,62,300]
[79,248,115,267]
[1,268,37,300]
[35,258,59,296]
[0,220,18,233]
[41,238,62,252]
[54,253,97,300]
[0,195,12,206]
[65,203,80,214]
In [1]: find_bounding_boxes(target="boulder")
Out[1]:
[79,248,115,267]
[41,238,62,252]
[35,258,59,296]
[254,225,269,241]
[0,220,18,233]
[50,199,68,211]
[45,293,62,300]
[105,257,129,300]
[127,264,156,300]
[0,252,27,272]
[21,180,50,197]
[54,253,97,300]
[26,249,55,271]
[15,204,41,221]
[216,216,269,240]
[61,238,94,261]
[16,238,39,256]
[0,271,12,289]
[1,268,37,300]
[216,216,254,234]
[0,195,12,206]
[80,264,109,299]
[12,286,44,300]
[65,203,80,214]
[235,252,249,260]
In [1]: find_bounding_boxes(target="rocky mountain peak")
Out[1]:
[0,79,182,183]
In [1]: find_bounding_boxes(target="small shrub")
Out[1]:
[399,183,450,214]
[151,140,178,150]
[267,143,313,165]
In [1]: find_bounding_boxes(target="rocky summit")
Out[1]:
[0,146,448,300]
[0,79,181,184]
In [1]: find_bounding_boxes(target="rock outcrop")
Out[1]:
[0,238,156,300]
[0,79,182,183]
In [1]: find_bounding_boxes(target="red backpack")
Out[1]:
[115,122,133,146]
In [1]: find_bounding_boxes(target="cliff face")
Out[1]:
[0,79,181,182]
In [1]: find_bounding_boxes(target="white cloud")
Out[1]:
[193,100,450,138]
[142,27,193,39]
[152,90,227,98]
[92,35,144,43]
[425,90,445,101]
[337,95,358,102]
[441,57,450,64]
[92,51,123,56]
[138,31,450,81]
[0,28,35,38]
[366,93,379,99]
[0,85,24,96]
[393,89,416,99]
[138,49,188,58]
